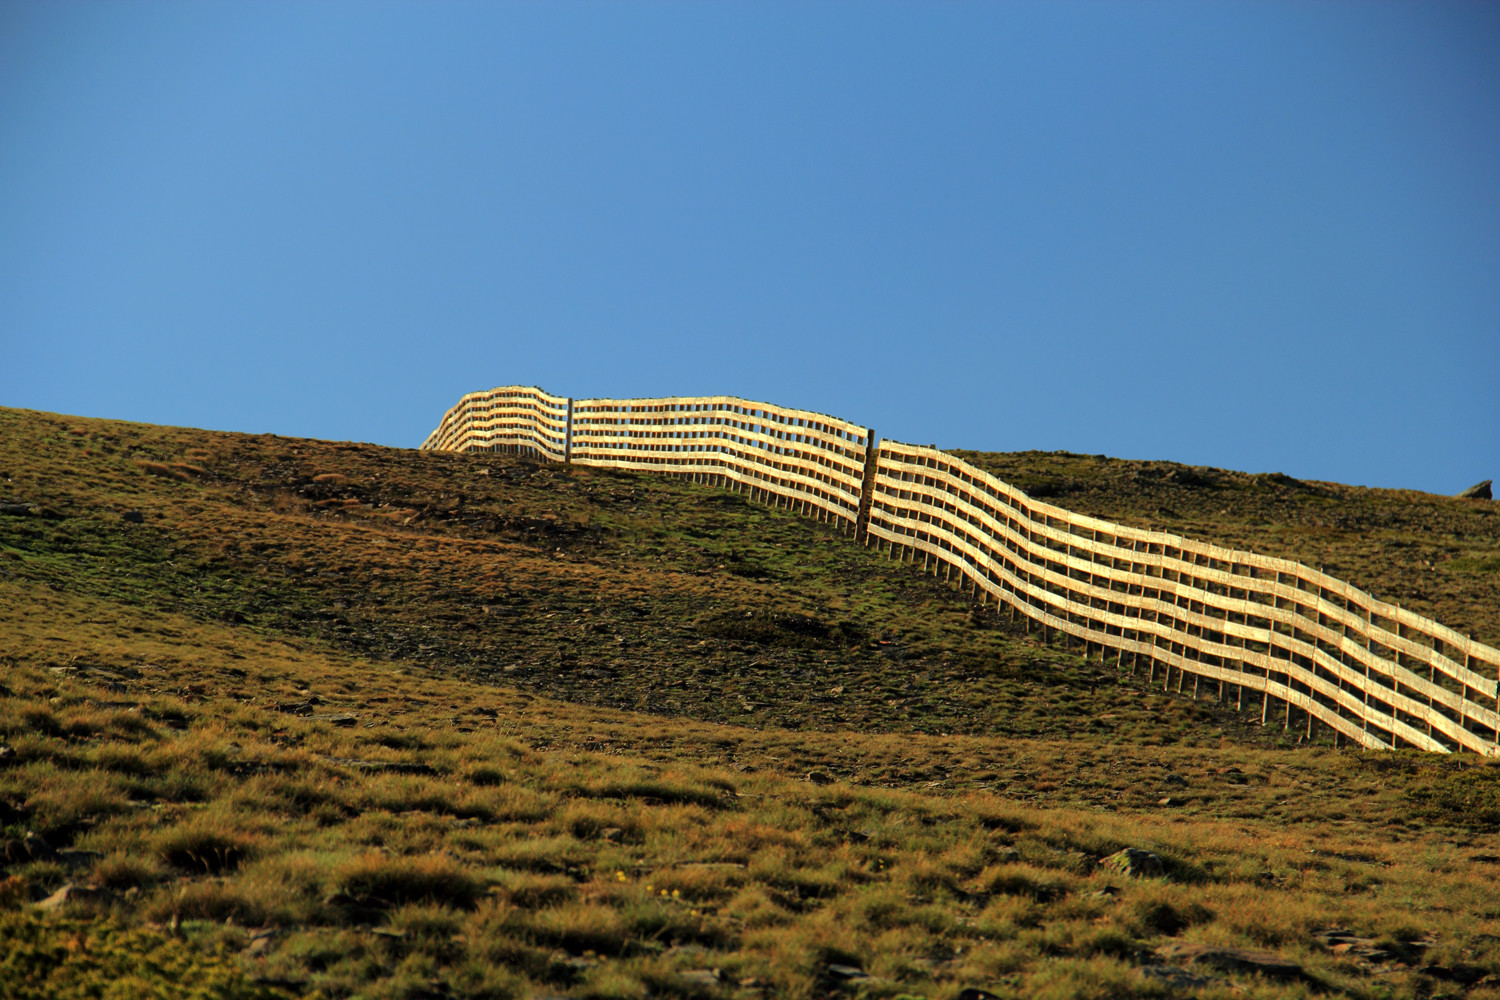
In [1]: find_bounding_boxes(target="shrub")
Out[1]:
[21,767,131,837]
[527,901,630,956]
[559,801,641,843]
[132,460,193,482]
[467,765,507,787]
[490,871,577,910]
[155,825,257,875]
[977,864,1069,903]
[149,880,268,926]
[577,778,733,811]
[1128,892,1213,937]
[379,902,465,963]
[333,852,486,911]
[91,852,167,891]
[233,852,332,925]
[491,835,584,875]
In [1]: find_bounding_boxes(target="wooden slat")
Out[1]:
[871,437,1499,756]
[423,390,1500,757]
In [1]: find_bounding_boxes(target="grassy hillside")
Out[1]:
[0,408,1276,747]
[2,405,1499,1000]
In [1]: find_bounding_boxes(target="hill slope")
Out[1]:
[3,406,1500,1000]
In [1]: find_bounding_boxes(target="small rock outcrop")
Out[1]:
[35,883,100,911]
[1457,480,1493,500]
[1155,942,1308,983]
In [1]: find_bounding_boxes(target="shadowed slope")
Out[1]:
[1,406,1283,748]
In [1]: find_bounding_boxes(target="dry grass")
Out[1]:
[3,586,1499,998]
[1,406,1498,998]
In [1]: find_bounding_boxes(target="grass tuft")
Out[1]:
[156,825,257,875]
[333,852,487,912]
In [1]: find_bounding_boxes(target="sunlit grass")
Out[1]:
[2,405,1498,998]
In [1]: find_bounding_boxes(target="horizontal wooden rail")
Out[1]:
[421,386,571,462]
[570,394,873,532]
[423,386,1500,755]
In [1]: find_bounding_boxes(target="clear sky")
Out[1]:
[2,2,1496,494]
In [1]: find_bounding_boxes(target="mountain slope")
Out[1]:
[3,406,1499,1000]
[1,407,1281,747]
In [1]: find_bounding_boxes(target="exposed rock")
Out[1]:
[1097,848,1165,878]
[1457,480,1493,500]
[1163,467,1221,489]
[677,969,722,987]
[35,883,99,911]
[1420,964,1486,986]
[1316,927,1440,966]
[311,713,358,727]
[1315,927,1385,959]
[1139,964,1213,991]
[825,964,868,980]
[1156,942,1307,982]
[245,927,281,955]
[2,832,56,864]
[0,503,34,516]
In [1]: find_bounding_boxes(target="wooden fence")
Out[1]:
[421,386,571,463]
[569,395,875,531]
[423,385,1500,755]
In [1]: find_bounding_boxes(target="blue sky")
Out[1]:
[2,2,1496,493]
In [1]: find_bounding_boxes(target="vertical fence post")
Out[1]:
[853,431,879,544]
[1487,642,1500,752]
